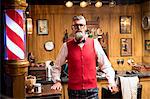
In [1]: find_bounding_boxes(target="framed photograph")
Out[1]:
[37,19,48,35]
[86,17,99,37]
[120,38,132,56]
[120,16,132,34]
[145,40,150,50]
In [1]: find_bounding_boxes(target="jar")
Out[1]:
[34,83,41,93]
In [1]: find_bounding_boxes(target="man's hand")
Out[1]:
[51,81,62,91]
[108,85,119,94]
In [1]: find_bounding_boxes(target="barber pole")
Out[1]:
[4,9,26,60]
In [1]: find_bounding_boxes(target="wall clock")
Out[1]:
[142,16,150,30]
[44,41,54,51]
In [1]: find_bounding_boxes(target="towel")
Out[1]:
[119,76,139,99]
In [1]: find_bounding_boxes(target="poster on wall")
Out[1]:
[37,19,48,35]
[120,16,132,34]
[145,40,150,50]
[120,38,132,56]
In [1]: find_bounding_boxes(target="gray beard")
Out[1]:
[74,32,83,42]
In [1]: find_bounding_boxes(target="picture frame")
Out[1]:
[86,17,99,37]
[145,40,150,50]
[37,19,48,35]
[120,16,132,34]
[120,38,132,56]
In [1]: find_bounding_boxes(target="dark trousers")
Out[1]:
[68,88,99,99]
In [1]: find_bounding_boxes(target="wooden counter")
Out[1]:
[32,72,150,99]
[61,76,150,99]
[26,84,62,99]
[62,77,150,99]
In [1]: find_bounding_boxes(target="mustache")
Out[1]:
[75,31,82,33]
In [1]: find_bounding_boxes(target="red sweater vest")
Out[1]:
[67,38,97,90]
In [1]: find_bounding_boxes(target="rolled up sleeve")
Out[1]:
[51,43,68,83]
[94,39,116,86]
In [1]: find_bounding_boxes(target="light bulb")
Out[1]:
[80,1,88,8]
[95,1,102,8]
[65,1,73,7]
[109,0,116,7]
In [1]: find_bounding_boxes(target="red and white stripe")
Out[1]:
[5,9,25,60]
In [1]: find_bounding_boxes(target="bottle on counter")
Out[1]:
[45,60,54,81]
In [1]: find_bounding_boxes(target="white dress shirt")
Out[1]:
[52,38,116,86]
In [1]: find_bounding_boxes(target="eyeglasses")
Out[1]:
[72,24,85,30]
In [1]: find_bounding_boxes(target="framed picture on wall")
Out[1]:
[145,40,150,50]
[120,16,132,34]
[37,19,48,35]
[120,38,132,56]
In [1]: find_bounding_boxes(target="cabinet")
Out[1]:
[61,77,150,99]
[62,83,69,99]
[140,77,150,99]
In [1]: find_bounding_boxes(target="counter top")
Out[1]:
[26,84,61,98]
[37,71,150,84]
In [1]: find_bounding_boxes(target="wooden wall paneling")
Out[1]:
[37,15,55,62]
[65,16,72,33]
[142,1,150,13]
[107,14,122,71]
[28,5,56,62]
[26,35,33,55]
[140,78,150,99]
[61,14,73,39]
[37,14,55,62]
[99,14,111,58]
[27,5,38,62]
[108,4,142,70]
[54,15,65,58]
[143,57,150,64]
[99,15,111,35]
[30,19,37,61]
[47,14,55,60]
[27,4,144,66]
[142,1,150,64]
[109,15,120,57]
[133,14,142,57]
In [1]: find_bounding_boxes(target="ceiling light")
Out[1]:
[65,1,73,7]
[80,1,88,8]
[109,0,116,7]
[95,1,102,8]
